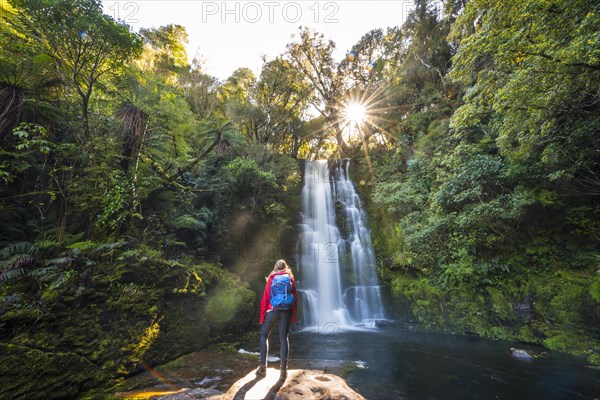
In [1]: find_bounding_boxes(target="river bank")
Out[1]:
[113,322,600,400]
[113,345,365,399]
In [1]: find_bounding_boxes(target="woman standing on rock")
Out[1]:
[257,259,297,381]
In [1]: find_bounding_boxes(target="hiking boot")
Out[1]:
[256,365,266,377]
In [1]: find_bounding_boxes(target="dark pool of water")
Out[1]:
[271,322,600,400]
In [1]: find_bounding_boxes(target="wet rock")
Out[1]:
[195,376,222,387]
[154,387,222,399]
[510,348,550,360]
[214,368,234,374]
[513,299,535,321]
[114,349,259,399]
[510,348,534,360]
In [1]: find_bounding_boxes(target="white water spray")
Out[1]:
[298,159,384,329]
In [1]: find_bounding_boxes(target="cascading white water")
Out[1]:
[298,159,384,329]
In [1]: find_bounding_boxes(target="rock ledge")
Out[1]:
[221,368,365,400]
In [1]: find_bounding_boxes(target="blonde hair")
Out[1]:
[269,259,294,279]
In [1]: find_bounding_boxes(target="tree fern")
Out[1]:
[0,56,63,139]
[116,101,148,172]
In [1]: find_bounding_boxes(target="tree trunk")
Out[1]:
[82,96,89,137]
[290,134,299,159]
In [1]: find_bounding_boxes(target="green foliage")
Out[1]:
[181,60,220,120]
[0,343,99,400]
[168,207,214,251]
[225,157,277,197]
[96,172,131,231]
[391,275,446,330]
[172,212,208,231]
[286,27,348,156]
[591,270,600,304]
[485,286,515,322]
[0,54,62,138]
[1,2,599,399]
[449,0,600,196]
[360,0,600,365]
[0,0,302,397]
[139,24,189,78]
[0,123,54,185]
[0,241,38,282]
[204,266,255,331]
[31,0,141,131]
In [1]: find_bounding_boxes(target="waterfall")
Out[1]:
[298,159,384,329]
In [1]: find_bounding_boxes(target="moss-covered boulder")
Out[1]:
[0,344,98,400]
[0,254,256,399]
[144,264,256,365]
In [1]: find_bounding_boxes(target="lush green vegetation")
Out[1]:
[0,0,303,397]
[356,0,600,365]
[1,0,599,397]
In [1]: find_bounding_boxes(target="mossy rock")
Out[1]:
[106,261,254,369]
[0,259,257,398]
[204,267,256,334]
[142,296,211,365]
[485,286,517,322]
[0,343,99,400]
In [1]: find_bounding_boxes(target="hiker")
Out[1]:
[256,259,297,381]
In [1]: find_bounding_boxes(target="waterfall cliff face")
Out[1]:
[298,159,384,329]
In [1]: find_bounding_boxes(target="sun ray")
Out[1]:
[304,83,401,159]
[337,84,396,144]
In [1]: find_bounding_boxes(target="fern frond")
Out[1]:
[67,241,98,251]
[45,257,75,267]
[0,241,37,260]
[30,266,57,280]
[60,231,85,246]
[47,270,75,290]
[0,268,26,282]
[11,254,34,270]
[35,239,58,249]
[0,253,34,271]
[89,241,129,256]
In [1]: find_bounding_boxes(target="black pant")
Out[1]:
[260,309,291,370]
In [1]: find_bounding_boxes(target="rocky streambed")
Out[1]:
[114,347,365,399]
